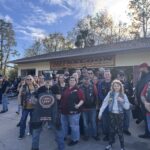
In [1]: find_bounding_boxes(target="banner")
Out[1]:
[32,93,56,122]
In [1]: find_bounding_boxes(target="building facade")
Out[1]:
[10,38,150,83]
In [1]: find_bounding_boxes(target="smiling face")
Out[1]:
[69,77,76,87]
[113,83,121,92]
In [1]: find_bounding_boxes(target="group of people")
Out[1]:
[0,62,150,150]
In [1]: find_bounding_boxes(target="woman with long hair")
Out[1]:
[98,80,130,150]
[18,75,38,139]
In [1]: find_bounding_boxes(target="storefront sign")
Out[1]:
[50,55,115,69]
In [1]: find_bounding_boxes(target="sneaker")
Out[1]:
[0,110,8,113]
[124,130,131,136]
[138,134,150,139]
[18,135,25,140]
[93,136,100,141]
[121,148,125,150]
[68,140,78,146]
[27,132,31,136]
[105,145,112,150]
[16,111,19,115]
[16,122,20,127]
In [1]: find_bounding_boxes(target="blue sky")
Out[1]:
[0,0,130,59]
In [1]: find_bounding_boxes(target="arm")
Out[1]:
[56,94,61,100]
[122,94,130,110]
[141,84,148,104]
[98,92,110,119]
[75,89,85,109]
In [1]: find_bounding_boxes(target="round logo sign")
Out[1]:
[39,94,55,109]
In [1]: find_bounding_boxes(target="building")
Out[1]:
[10,38,150,83]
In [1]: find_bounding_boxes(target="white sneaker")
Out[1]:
[27,132,31,136]
[105,145,112,150]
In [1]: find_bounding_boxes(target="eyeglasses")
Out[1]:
[88,72,93,74]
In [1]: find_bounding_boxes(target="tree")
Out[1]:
[42,33,72,52]
[8,65,18,82]
[129,0,150,38]
[25,40,43,57]
[71,16,96,48]
[0,19,18,75]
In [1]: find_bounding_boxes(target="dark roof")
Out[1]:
[10,38,150,64]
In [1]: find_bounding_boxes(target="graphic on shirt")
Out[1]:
[39,95,55,109]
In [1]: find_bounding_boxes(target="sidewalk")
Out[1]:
[0,99,150,150]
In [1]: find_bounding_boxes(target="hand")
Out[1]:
[98,114,102,120]
[117,96,124,102]
[75,104,80,109]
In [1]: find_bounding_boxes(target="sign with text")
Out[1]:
[50,55,115,69]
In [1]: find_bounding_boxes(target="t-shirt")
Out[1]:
[31,85,60,129]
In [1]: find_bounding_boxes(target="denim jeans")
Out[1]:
[123,109,131,131]
[20,109,33,136]
[32,127,42,149]
[61,113,80,141]
[82,109,97,137]
[2,95,8,111]
[32,125,65,150]
[55,127,65,150]
[146,115,150,132]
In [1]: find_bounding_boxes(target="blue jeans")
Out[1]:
[146,115,150,132]
[32,125,65,150]
[55,127,65,150]
[32,127,42,149]
[61,113,80,141]
[20,109,33,136]
[2,95,8,111]
[82,109,97,137]
[123,109,131,131]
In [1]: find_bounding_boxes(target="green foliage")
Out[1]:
[8,65,18,82]
[0,19,18,75]
[128,0,150,38]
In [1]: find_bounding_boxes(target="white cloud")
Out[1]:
[23,3,57,25]
[15,24,46,40]
[42,0,130,23]
[0,14,13,23]
[24,3,71,26]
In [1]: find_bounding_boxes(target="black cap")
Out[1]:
[44,73,52,81]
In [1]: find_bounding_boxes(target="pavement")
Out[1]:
[0,98,150,150]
